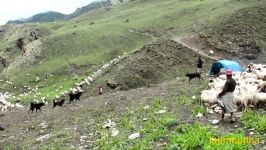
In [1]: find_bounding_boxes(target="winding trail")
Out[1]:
[129,29,219,61]
[172,36,219,61]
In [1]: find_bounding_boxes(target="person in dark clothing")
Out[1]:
[217,70,237,123]
[196,56,204,73]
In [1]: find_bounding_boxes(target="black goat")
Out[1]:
[28,100,47,113]
[53,99,65,108]
[106,82,119,89]
[69,91,83,104]
[185,72,202,81]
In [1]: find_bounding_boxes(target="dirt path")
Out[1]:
[172,36,219,61]
[129,29,220,61]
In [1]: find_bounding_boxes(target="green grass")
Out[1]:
[240,110,266,134]
[1,0,265,103]
[93,98,255,149]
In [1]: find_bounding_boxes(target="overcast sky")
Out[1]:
[0,0,96,25]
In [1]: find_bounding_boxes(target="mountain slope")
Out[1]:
[6,1,110,25]
[0,0,265,104]
[6,11,66,24]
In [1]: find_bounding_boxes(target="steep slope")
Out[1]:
[0,0,265,104]
[198,2,266,62]
[67,1,110,19]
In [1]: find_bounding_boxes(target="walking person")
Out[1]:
[217,70,237,123]
[196,56,204,73]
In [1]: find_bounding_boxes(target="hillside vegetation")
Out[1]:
[1,0,266,149]
[0,0,265,104]
[199,2,266,62]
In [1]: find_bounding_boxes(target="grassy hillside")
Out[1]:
[199,2,266,62]
[0,0,265,104]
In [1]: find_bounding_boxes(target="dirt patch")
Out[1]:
[176,33,230,60]
[198,4,266,60]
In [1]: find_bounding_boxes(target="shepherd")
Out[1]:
[196,56,205,73]
[217,70,237,123]
[98,86,103,95]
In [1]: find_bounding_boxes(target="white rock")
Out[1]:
[249,132,255,135]
[211,119,219,125]
[143,105,150,110]
[208,109,214,114]
[111,128,119,137]
[191,96,196,99]
[143,118,148,121]
[103,119,116,129]
[128,133,140,139]
[155,110,167,114]
[248,128,255,131]
[209,50,214,55]
[39,122,48,129]
[195,113,203,118]
[36,134,52,142]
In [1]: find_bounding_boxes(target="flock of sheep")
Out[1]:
[0,53,126,112]
[201,63,266,111]
[1,54,266,113]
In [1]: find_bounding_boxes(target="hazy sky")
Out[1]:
[0,0,96,25]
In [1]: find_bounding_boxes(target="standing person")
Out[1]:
[217,70,237,123]
[98,85,103,95]
[196,56,204,73]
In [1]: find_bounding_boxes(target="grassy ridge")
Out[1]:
[0,0,264,103]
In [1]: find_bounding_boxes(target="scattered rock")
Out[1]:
[248,128,255,131]
[80,135,88,143]
[143,118,148,121]
[191,96,196,99]
[89,133,93,136]
[249,132,254,135]
[39,122,48,129]
[155,110,167,114]
[143,105,150,110]
[234,125,238,128]
[111,128,119,137]
[103,119,116,129]
[36,134,52,142]
[211,119,219,125]
[195,113,203,118]
[128,133,140,139]
[209,50,214,55]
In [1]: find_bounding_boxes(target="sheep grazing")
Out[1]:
[28,98,47,113]
[202,63,266,112]
[253,92,266,108]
